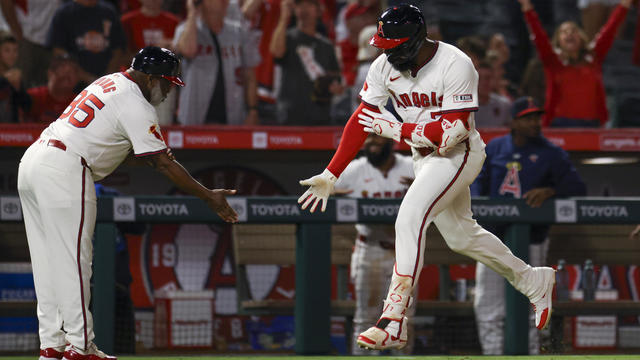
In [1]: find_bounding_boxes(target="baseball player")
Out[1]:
[471,96,587,355]
[333,134,415,355]
[18,46,238,360]
[298,5,556,351]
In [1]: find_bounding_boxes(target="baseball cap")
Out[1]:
[511,96,544,119]
[357,25,379,61]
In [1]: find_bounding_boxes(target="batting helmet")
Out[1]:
[131,46,185,86]
[370,4,427,70]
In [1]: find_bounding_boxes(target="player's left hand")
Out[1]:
[523,187,555,207]
[358,108,402,142]
[298,169,338,212]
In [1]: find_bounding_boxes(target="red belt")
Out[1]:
[45,138,92,171]
[47,139,66,151]
[358,235,395,250]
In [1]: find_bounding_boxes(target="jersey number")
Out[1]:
[59,90,105,128]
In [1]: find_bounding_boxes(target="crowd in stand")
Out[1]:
[0,0,638,127]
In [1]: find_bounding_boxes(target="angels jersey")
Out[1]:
[359,41,479,129]
[45,72,167,181]
[335,153,414,243]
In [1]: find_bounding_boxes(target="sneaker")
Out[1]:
[530,267,556,330]
[357,316,408,350]
[62,343,116,360]
[40,345,65,360]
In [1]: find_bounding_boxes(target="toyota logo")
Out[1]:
[340,204,355,216]
[117,203,132,215]
[558,205,573,217]
[3,202,18,214]
[232,204,245,215]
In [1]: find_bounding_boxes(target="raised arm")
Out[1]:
[175,0,200,59]
[270,0,292,58]
[592,0,631,62]
[519,0,562,68]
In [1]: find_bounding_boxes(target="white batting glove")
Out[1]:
[298,169,338,213]
[357,108,402,142]
[437,119,469,156]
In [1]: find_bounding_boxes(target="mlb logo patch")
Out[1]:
[453,94,473,103]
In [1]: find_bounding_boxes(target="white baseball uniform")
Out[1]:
[17,71,166,351]
[334,153,416,355]
[358,41,544,305]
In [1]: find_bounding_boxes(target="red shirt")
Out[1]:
[25,86,75,124]
[255,0,281,102]
[121,10,179,51]
[524,5,628,126]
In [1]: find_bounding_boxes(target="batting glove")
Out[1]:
[298,169,338,213]
[438,119,469,156]
[357,108,402,142]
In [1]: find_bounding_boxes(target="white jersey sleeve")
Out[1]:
[440,56,479,112]
[358,55,390,109]
[117,96,167,157]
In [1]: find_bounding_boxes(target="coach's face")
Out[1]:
[512,113,542,140]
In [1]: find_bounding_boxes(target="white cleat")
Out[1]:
[356,316,408,350]
[530,267,556,330]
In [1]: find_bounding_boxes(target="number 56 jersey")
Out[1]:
[46,71,167,181]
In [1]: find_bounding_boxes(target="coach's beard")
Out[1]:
[366,141,393,167]
[149,83,166,106]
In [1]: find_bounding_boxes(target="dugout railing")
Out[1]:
[1,196,640,355]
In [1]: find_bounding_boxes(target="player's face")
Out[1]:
[364,135,393,167]
[149,77,173,105]
[513,113,542,139]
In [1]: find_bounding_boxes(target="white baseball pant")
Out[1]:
[394,132,541,301]
[350,238,415,355]
[474,238,549,355]
[18,136,97,351]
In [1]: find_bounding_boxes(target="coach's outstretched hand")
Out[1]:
[206,189,239,223]
[298,169,338,213]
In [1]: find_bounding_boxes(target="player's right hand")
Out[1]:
[206,189,239,223]
[298,169,338,213]
[358,108,402,142]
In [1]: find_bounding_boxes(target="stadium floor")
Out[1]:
[8,356,640,360]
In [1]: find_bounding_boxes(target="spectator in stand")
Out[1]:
[335,0,380,88]
[121,0,179,54]
[0,0,61,88]
[270,0,342,125]
[519,57,546,107]
[24,56,79,124]
[0,31,30,123]
[122,0,180,126]
[243,0,281,124]
[518,0,633,127]
[471,96,587,355]
[487,33,517,100]
[174,0,261,125]
[475,60,512,127]
[351,25,380,112]
[46,0,128,85]
[456,35,486,69]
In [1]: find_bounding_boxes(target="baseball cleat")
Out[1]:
[356,316,408,350]
[530,267,556,330]
[62,343,116,360]
[39,346,66,360]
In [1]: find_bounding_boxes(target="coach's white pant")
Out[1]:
[18,138,97,350]
[350,238,415,355]
[395,132,538,299]
[474,239,549,355]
